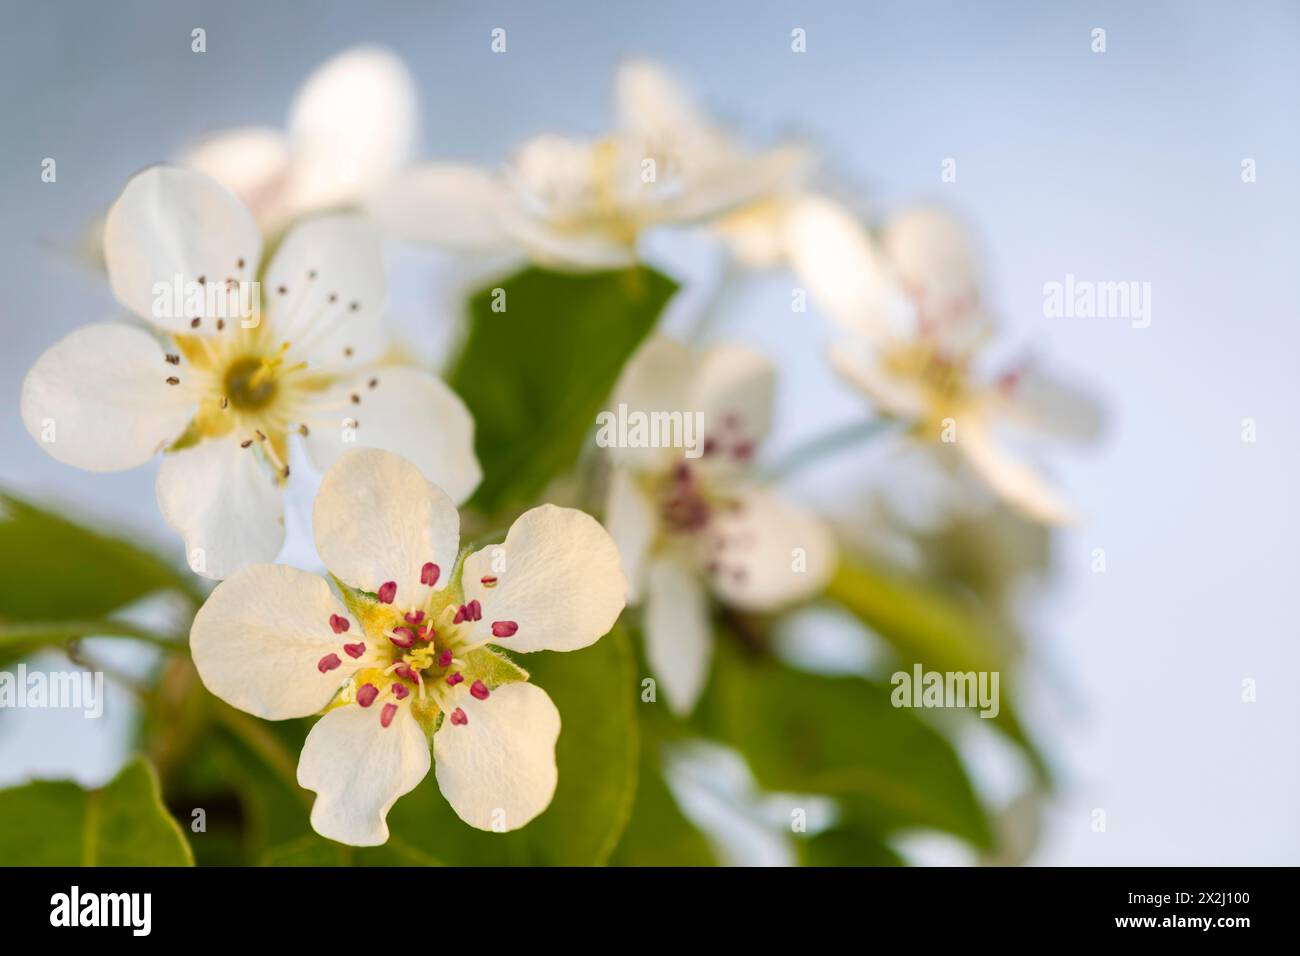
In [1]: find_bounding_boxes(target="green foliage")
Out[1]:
[449,266,677,517]
[0,758,192,865]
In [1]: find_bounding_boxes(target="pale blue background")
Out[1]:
[1,0,1296,865]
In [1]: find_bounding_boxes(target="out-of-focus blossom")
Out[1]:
[367,59,807,270]
[190,448,627,844]
[788,198,1101,524]
[182,45,419,235]
[22,166,479,579]
[602,336,835,714]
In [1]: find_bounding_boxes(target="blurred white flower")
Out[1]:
[367,59,807,269]
[787,198,1101,524]
[181,45,419,235]
[603,336,836,714]
[22,166,480,579]
[190,448,627,845]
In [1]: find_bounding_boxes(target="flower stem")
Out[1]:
[762,418,897,482]
[0,619,185,652]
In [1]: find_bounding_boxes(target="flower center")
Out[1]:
[222,354,279,411]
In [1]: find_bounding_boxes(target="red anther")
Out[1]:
[733,441,755,461]
[357,684,379,707]
[437,649,453,668]
[329,614,350,634]
[392,683,410,700]
[480,575,498,588]
[380,703,398,728]
[470,680,490,700]
[421,562,441,586]
[393,664,415,682]
[390,627,416,649]
[343,642,366,659]
[467,600,482,621]
[449,707,468,726]
[377,581,397,604]
[404,610,425,625]
[453,605,467,624]
[446,672,464,686]
[317,653,342,673]
[491,621,518,638]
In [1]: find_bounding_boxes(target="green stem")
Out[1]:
[763,418,896,482]
[0,619,185,652]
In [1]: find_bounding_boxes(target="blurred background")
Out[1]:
[1,0,1296,865]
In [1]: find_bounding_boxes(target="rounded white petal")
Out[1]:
[180,126,292,226]
[958,417,1078,526]
[1000,367,1103,442]
[702,488,836,612]
[433,681,560,832]
[312,448,461,607]
[461,505,627,654]
[156,438,285,580]
[644,556,712,715]
[304,367,481,506]
[689,343,776,455]
[298,704,430,846]
[785,194,913,340]
[604,467,659,603]
[104,166,262,334]
[882,206,980,320]
[287,45,419,211]
[606,335,692,472]
[616,58,708,140]
[365,164,516,249]
[827,341,929,419]
[265,214,388,371]
[21,322,193,472]
[191,564,358,720]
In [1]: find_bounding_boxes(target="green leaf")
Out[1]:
[798,824,904,866]
[449,266,678,517]
[610,720,716,866]
[385,622,639,864]
[0,758,193,865]
[826,559,1048,779]
[260,833,442,866]
[697,643,994,849]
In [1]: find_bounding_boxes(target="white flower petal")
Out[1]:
[999,367,1103,442]
[104,166,262,334]
[785,194,913,340]
[286,45,419,212]
[365,164,517,249]
[461,505,627,654]
[606,335,693,471]
[156,438,285,580]
[644,556,712,715]
[882,206,981,322]
[827,341,929,419]
[312,448,460,607]
[191,564,358,720]
[264,214,388,371]
[959,417,1078,525]
[688,343,776,455]
[21,322,193,472]
[616,58,707,141]
[604,467,658,603]
[298,703,430,846]
[433,682,560,832]
[179,126,293,227]
[703,488,836,612]
[304,367,482,506]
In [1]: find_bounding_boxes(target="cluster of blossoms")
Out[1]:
[20,45,1096,846]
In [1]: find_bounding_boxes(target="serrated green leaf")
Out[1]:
[449,266,677,517]
[0,758,193,865]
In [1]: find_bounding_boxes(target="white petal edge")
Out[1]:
[21,322,193,472]
[156,438,285,580]
[433,682,560,832]
[644,556,713,715]
[191,564,359,720]
[179,126,293,228]
[688,343,777,455]
[365,164,517,249]
[312,448,461,609]
[461,504,628,654]
[958,417,1078,526]
[298,704,430,846]
[603,467,659,604]
[605,334,693,472]
[827,341,930,420]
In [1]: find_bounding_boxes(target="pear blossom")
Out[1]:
[787,198,1101,525]
[181,45,419,236]
[190,448,628,845]
[603,336,835,714]
[367,59,806,269]
[22,165,480,579]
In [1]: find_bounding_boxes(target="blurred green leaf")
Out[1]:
[610,721,716,866]
[698,642,994,849]
[0,758,193,865]
[798,825,904,866]
[826,559,1048,779]
[386,623,639,864]
[260,833,442,866]
[449,266,677,517]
